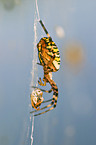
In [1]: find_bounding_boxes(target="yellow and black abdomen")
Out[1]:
[37,37,60,72]
[49,41,60,71]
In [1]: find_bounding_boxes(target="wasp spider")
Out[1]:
[30,20,60,116]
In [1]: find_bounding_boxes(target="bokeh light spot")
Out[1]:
[55,26,65,38]
[65,125,76,137]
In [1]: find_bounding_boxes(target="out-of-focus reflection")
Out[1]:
[63,42,85,73]
[0,0,21,10]
[65,125,75,137]
[55,26,65,38]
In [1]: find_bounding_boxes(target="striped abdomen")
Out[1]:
[37,37,60,72]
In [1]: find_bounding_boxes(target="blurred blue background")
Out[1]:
[0,0,96,145]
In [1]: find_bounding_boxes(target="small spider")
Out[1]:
[30,20,60,116]
[30,88,44,110]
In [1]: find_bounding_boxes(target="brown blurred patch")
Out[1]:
[63,41,85,73]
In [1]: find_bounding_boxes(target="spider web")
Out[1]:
[30,0,40,145]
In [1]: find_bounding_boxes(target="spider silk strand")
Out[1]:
[35,0,40,21]
[30,17,38,145]
[30,0,40,145]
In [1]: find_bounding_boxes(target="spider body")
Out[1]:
[30,88,44,110]
[37,37,60,72]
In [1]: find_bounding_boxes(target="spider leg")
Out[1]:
[32,86,52,93]
[38,78,46,86]
[34,107,55,116]
[30,99,54,114]
[42,99,52,103]
[37,62,42,66]
[34,96,57,116]
[39,20,51,38]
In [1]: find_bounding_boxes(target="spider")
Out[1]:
[30,88,53,111]
[30,88,44,110]
[30,20,60,116]
[37,20,60,74]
